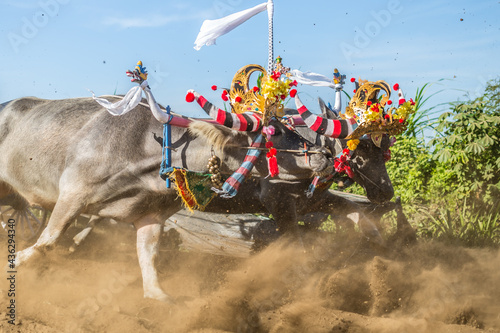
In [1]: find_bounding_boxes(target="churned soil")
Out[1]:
[1,221,499,333]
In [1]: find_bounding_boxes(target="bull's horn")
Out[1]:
[295,94,357,138]
[187,90,261,132]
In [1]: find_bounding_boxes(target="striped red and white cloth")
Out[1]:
[295,95,357,138]
[212,133,264,198]
[190,90,262,132]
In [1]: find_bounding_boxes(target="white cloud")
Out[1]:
[103,14,183,29]
[0,0,39,9]
[102,8,214,29]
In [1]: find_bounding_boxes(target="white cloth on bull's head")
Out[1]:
[92,81,148,116]
[289,69,342,90]
[193,2,268,51]
[92,81,172,123]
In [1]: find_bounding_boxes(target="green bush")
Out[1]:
[387,78,500,246]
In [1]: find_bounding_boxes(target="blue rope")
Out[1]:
[160,105,172,188]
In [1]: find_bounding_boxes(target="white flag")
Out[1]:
[194,2,268,51]
[289,69,337,89]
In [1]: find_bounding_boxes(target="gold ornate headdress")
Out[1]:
[342,79,416,145]
[224,59,297,125]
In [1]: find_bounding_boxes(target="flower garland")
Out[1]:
[260,71,297,103]
[347,139,360,151]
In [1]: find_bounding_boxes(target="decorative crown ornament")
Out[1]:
[341,79,416,146]
[223,58,297,126]
[126,61,148,83]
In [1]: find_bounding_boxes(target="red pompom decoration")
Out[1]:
[367,101,372,106]
[386,100,393,105]
[399,118,404,123]
[393,83,400,91]
[265,141,274,148]
[280,94,286,100]
[221,94,229,102]
[353,89,357,93]
[385,114,390,119]
[269,147,277,155]
[253,86,259,92]
[350,77,356,83]
[235,96,242,103]
[345,166,354,179]
[289,89,297,98]
[334,159,343,171]
[289,80,298,87]
[268,156,279,177]
[343,148,350,155]
[185,92,195,103]
[222,89,228,95]
[211,85,217,91]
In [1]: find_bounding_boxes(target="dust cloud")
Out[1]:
[1,222,499,333]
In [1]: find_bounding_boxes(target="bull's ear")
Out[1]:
[318,97,339,119]
[188,121,238,151]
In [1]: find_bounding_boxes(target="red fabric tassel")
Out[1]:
[268,156,279,177]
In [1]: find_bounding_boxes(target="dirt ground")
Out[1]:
[1,222,500,333]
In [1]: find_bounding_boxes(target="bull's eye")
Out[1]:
[274,128,283,135]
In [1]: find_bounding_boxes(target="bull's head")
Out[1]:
[293,79,415,204]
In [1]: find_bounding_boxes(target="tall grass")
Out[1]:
[417,200,500,247]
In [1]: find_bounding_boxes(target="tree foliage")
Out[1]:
[429,81,500,203]
[383,78,500,246]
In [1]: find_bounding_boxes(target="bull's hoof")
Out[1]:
[14,246,41,267]
[144,292,176,305]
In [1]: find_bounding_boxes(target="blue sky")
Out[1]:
[1,0,499,121]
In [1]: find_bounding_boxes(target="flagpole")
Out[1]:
[267,0,274,75]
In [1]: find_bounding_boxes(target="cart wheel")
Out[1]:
[1,204,49,243]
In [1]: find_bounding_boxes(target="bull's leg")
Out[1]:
[259,180,302,237]
[15,195,83,266]
[305,192,385,246]
[134,215,173,303]
[69,215,103,253]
